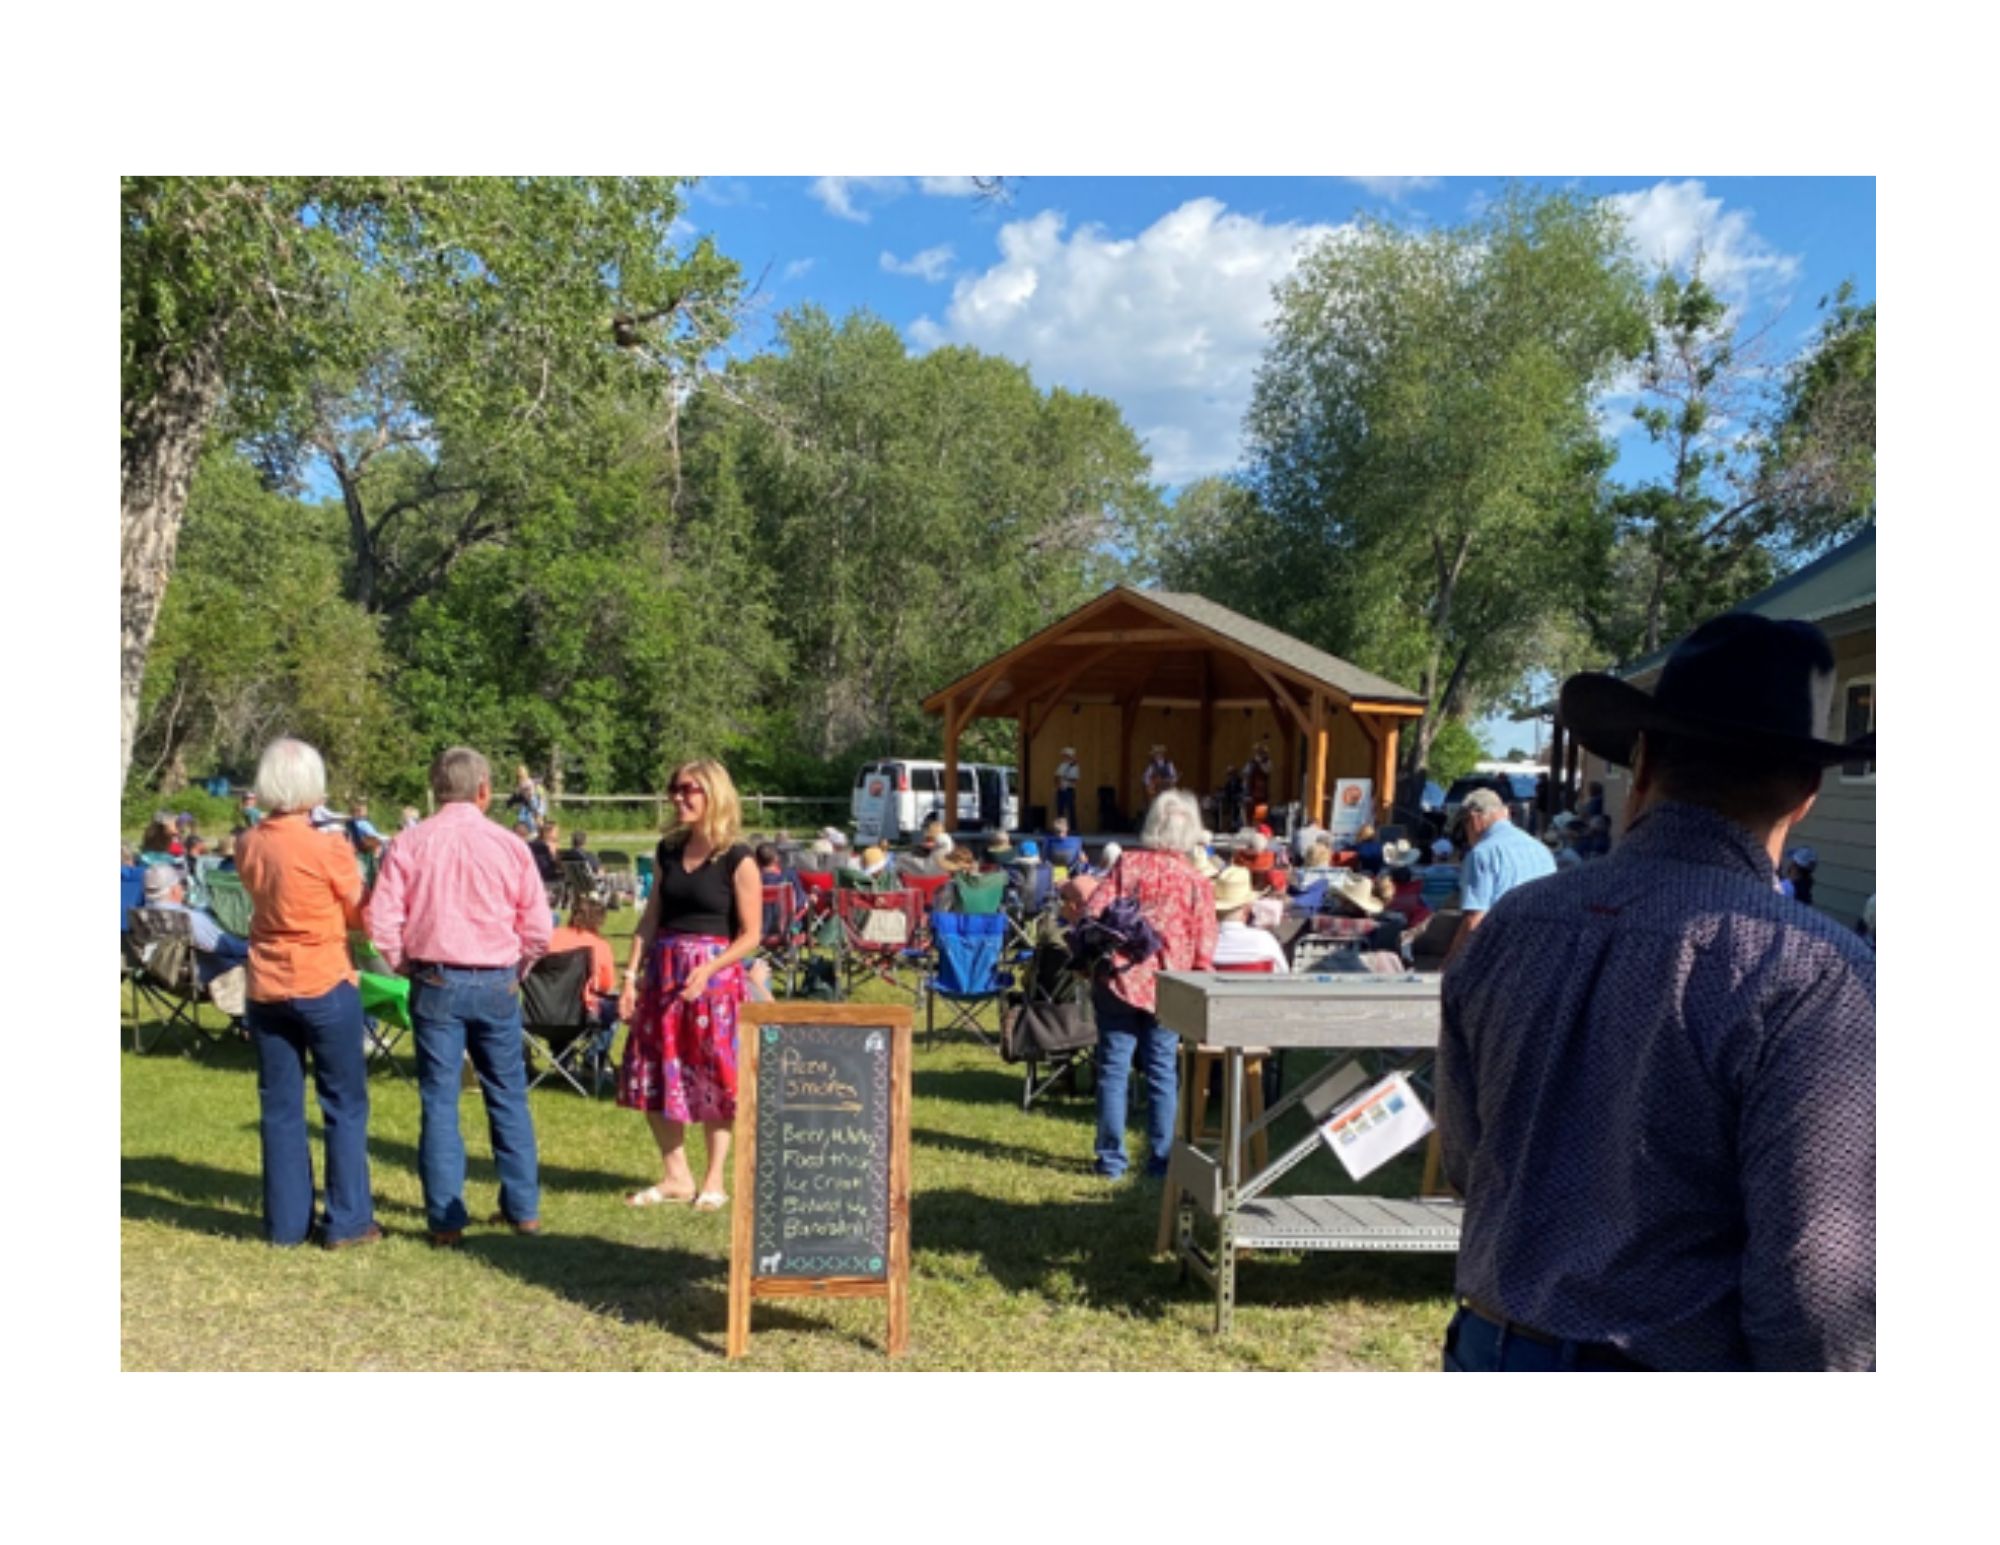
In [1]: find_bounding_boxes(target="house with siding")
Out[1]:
[1569,526,1875,927]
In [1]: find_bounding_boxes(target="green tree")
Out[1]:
[121,176,737,782]
[1237,187,1649,773]
[133,451,408,797]
[1424,716,1487,786]
[693,308,1161,763]
[1591,275,1875,664]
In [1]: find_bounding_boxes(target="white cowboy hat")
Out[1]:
[1332,872,1384,917]
[1212,866,1255,912]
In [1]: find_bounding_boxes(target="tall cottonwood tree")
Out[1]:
[690,307,1161,761]
[1588,275,1877,664]
[1241,188,1650,772]
[120,176,736,783]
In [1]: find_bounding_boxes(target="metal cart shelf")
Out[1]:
[1154,971,1462,1332]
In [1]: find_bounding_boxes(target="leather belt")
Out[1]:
[1459,1297,1650,1370]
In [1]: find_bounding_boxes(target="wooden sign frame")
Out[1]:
[727,1002,913,1359]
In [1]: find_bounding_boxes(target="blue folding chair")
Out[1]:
[925,911,1011,1048]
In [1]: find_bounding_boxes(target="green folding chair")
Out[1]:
[205,868,254,938]
[353,936,414,1078]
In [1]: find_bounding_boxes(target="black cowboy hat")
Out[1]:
[1559,613,1875,769]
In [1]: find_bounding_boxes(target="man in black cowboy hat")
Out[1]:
[1435,614,1875,1371]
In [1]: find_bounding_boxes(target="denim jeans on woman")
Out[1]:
[1090,979,1178,1179]
[248,979,374,1246]
[410,964,540,1232]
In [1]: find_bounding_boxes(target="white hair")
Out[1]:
[1140,789,1205,853]
[254,737,328,814]
[1101,842,1123,867]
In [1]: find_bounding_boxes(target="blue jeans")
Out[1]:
[196,931,251,989]
[1090,981,1178,1178]
[1441,1306,1646,1372]
[410,965,540,1232]
[248,980,374,1246]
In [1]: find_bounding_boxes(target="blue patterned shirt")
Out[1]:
[1438,801,1875,1370]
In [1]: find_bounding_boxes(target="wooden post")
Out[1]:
[1309,694,1330,827]
[1015,715,1026,830]
[1374,719,1398,830]
[726,1024,761,1359]
[1197,654,1214,810]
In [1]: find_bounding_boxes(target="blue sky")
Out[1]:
[685,175,1874,489]
[689,175,1875,755]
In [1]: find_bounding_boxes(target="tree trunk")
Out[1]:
[121,351,223,787]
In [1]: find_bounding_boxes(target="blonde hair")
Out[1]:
[664,758,742,852]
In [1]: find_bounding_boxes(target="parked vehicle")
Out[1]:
[1442,771,1542,826]
[851,759,1018,842]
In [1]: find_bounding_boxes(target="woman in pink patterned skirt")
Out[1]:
[617,758,763,1211]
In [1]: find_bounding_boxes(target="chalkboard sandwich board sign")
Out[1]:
[728,1002,913,1358]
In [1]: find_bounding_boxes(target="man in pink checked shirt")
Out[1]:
[369,746,551,1246]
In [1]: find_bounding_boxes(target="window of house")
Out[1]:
[1838,675,1874,781]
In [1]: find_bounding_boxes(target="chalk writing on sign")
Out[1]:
[752,1022,891,1279]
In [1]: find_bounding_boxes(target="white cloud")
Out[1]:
[1346,176,1440,200]
[880,244,955,281]
[809,176,995,222]
[782,258,816,282]
[917,176,984,197]
[908,198,1346,484]
[807,176,903,223]
[1606,179,1802,304]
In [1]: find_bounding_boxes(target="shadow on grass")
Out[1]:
[912,1064,1042,1104]
[123,1155,266,1241]
[911,1124,1084,1168]
[912,1183,1456,1320]
[120,1154,865,1357]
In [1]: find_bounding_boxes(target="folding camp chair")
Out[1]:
[561,857,608,908]
[520,947,608,1097]
[1001,924,1097,1111]
[358,970,414,1078]
[597,850,635,908]
[902,871,950,960]
[925,912,1010,1047]
[124,908,237,1055]
[759,882,805,997]
[835,886,927,1000]
[204,868,254,939]
[947,869,1009,916]
[635,852,656,904]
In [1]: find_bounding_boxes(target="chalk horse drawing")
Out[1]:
[864,1031,884,1053]
[760,1251,783,1274]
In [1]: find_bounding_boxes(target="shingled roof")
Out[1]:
[1135,588,1426,706]
[923,584,1425,715]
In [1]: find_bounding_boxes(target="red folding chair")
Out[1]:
[759,882,803,997]
[835,886,927,1001]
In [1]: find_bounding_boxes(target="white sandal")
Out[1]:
[625,1184,695,1207]
[692,1191,729,1212]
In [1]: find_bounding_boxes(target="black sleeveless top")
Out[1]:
[654,839,755,938]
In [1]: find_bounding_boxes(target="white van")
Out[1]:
[851,759,1018,842]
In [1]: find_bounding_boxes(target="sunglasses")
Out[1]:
[668,783,705,800]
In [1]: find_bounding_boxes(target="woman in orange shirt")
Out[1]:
[234,737,378,1249]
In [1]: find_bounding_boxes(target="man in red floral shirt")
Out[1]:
[1083,789,1217,1179]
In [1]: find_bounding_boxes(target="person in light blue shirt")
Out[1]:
[141,863,250,985]
[1446,788,1555,964]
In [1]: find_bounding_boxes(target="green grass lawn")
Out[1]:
[121,907,1455,1371]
